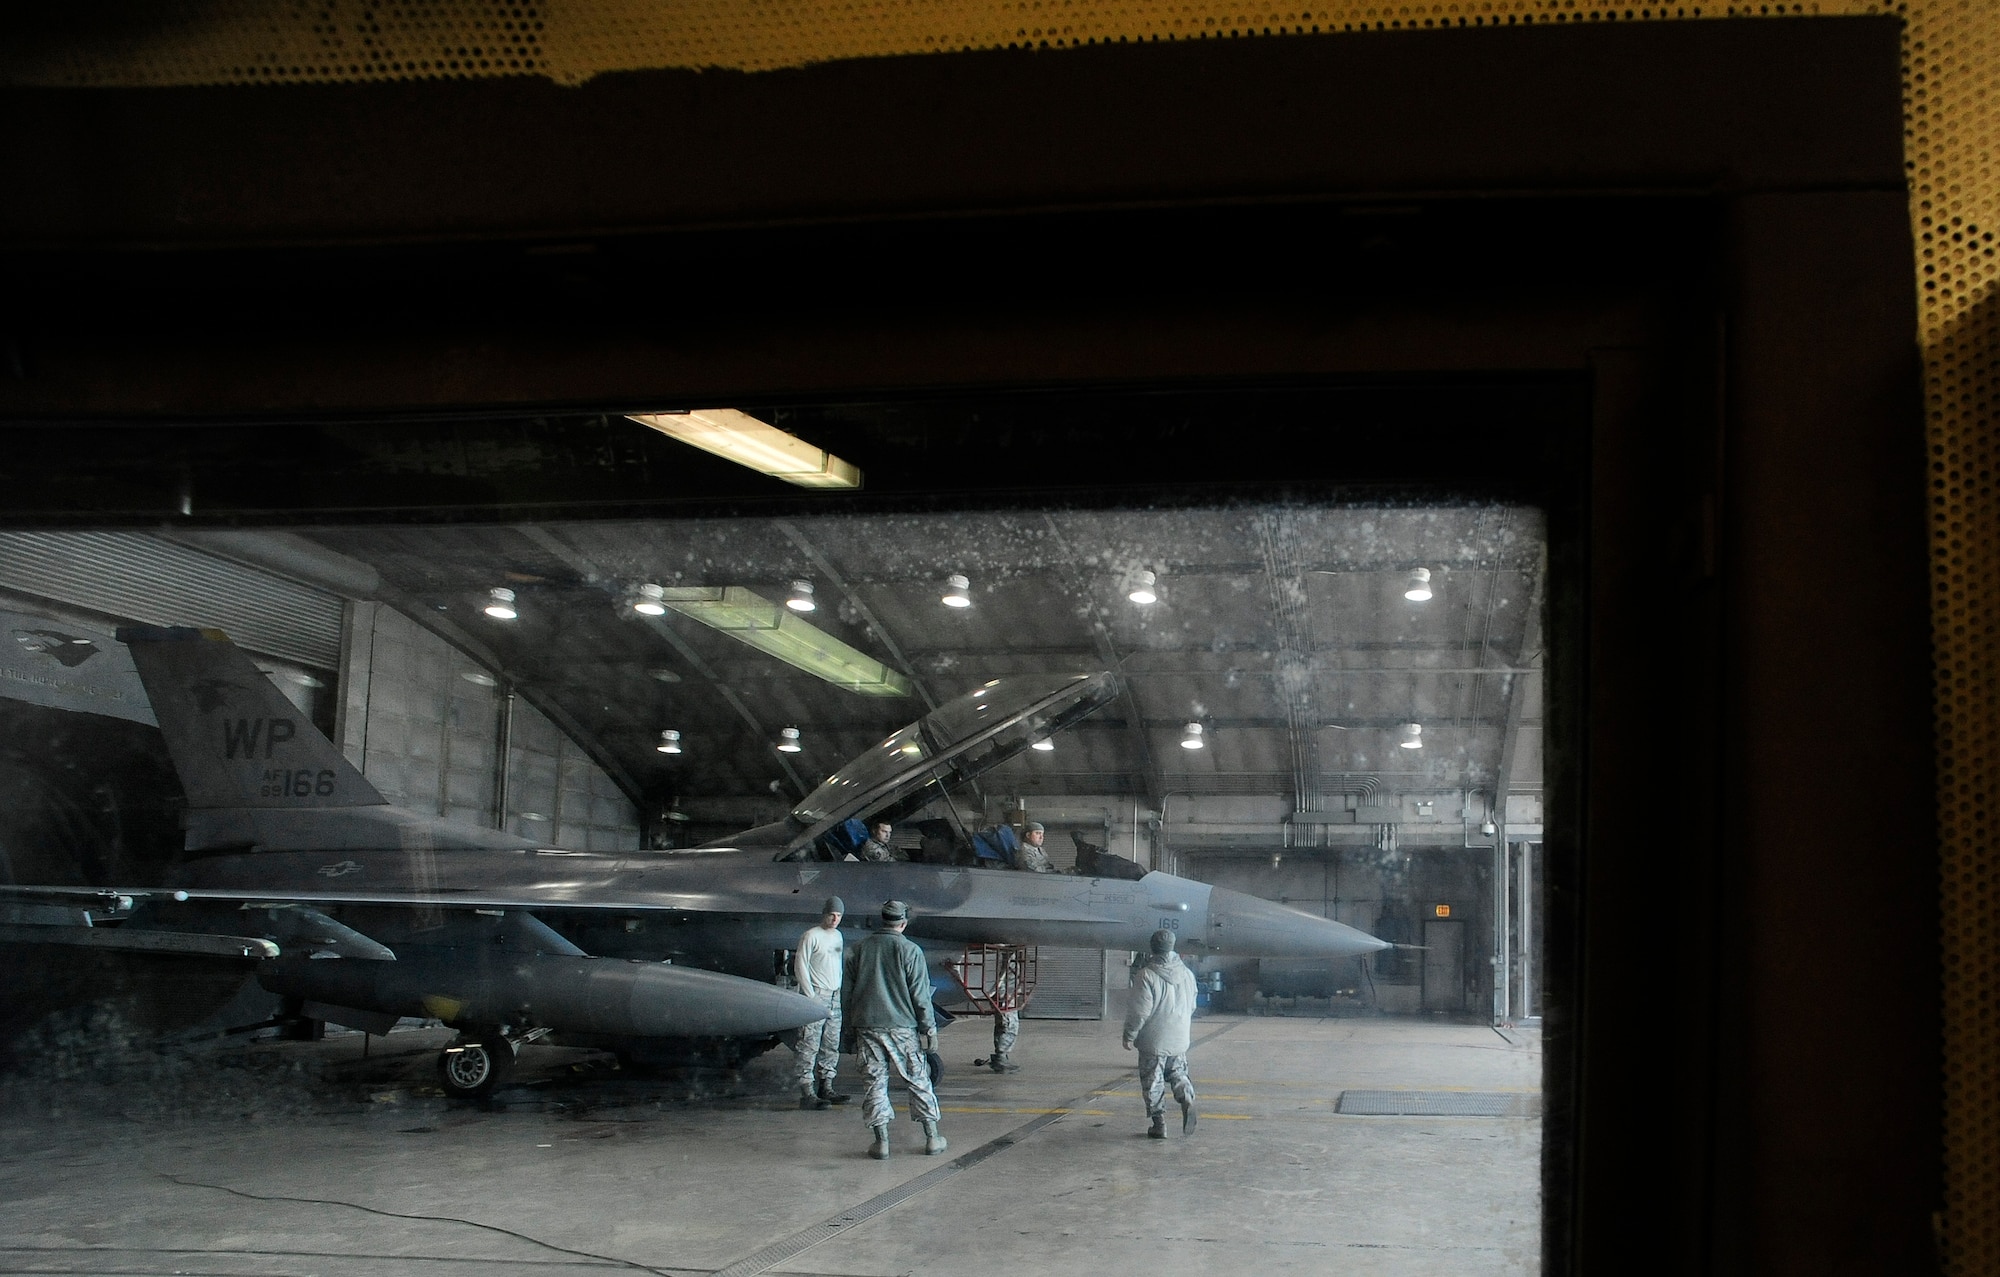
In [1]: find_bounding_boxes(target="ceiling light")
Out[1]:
[484,587,518,620]
[1180,722,1205,750]
[629,583,668,616]
[786,580,817,613]
[1031,738,1056,752]
[654,586,911,696]
[942,574,972,608]
[645,667,682,683]
[656,729,682,755]
[1481,817,1497,836]
[776,726,803,753]
[1404,567,1434,602]
[1127,570,1158,606]
[460,670,499,687]
[626,408,862,489]
[1399,723,1424,749]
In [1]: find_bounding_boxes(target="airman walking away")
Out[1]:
[842,899,947,1158]
[1123,928,1199,1139]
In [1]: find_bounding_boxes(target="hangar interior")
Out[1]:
[0,393,1550,1272]
[0,404,1548,1025]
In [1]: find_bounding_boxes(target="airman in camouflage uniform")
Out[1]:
[842,899,946,1158]
[1123,928,1199,1138]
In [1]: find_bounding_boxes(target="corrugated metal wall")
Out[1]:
[339,602,639,850]
[1025,946,1107,1021]
[0,531,342,670]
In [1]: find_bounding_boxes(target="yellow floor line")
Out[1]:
[941,1105,1254,1120]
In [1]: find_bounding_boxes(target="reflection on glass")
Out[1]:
[0,495,1547,1275]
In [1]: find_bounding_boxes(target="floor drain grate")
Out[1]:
[1335,1090,1532,1117]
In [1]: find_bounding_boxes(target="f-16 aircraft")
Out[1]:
[2,626,1388,1095]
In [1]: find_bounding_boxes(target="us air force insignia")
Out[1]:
[317,860,363,878]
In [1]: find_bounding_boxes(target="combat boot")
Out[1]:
[817,1079,850,1105]
[922,1120,948,1155]
[1181,1099,1198,1135]
[868,1125,891,1159]
[988,1053,1019,1074]
[800,1085,828,1110]
[1147,1113,1167,1139]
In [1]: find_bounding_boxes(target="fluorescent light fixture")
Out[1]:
[1404,567,1434,602]
[786,580,817,613]
[1031,738,1056,752]
[776,726,803,753]
[484,587,518,620]
[1128,570,1158,605]
[629,583,668,616]
[1400,723,1424,749]
[656,729,682,755]
[654,586,912,697]
[627,408,862,489]
[942,574,972,608]
[1180,722,1205,750]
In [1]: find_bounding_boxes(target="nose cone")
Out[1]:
[1205,887,1393,959]
[629,964,832,1037]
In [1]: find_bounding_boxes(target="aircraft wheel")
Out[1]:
[437,1035,513,1097]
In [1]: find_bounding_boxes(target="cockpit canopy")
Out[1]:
[773,672,1118,857]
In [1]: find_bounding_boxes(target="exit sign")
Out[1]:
[1434,904,1452,918]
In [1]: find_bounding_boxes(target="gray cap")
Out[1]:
[1149,928,1178,954]
[881,899,910,921]
[821,896,845,915]
[1023,821,1045,834]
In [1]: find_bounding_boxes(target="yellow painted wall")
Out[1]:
[1,1,1994,1269]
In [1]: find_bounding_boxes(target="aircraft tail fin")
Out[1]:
[119,626,386,811]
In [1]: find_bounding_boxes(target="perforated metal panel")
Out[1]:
[1909,3,1999,1272]
[0,1,1880,86]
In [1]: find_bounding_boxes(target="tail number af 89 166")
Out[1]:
[261,768,336,798]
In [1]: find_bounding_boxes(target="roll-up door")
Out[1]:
[0,532,343,670]
[1025,947,1107,1020]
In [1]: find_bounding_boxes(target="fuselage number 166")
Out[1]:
[261,768,336,798]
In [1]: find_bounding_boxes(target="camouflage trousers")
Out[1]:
[790,992,841,1088]
[857,1027,940,1129]
[992,1008,1019,1055]
[1138,1052,1196,1117]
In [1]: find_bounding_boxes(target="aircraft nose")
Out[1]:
[1204,887,1393,958]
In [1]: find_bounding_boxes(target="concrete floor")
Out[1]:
[0,1009,1541,1276]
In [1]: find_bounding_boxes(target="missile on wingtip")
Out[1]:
[259,951,829,1039]
[1201,886,1395,959]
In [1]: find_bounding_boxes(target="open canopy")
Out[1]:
[776,672,1120,856]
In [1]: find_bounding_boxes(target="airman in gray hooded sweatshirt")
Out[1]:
[1122,928,1199,1138]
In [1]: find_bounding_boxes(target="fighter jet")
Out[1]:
[2,626,1388,1095]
